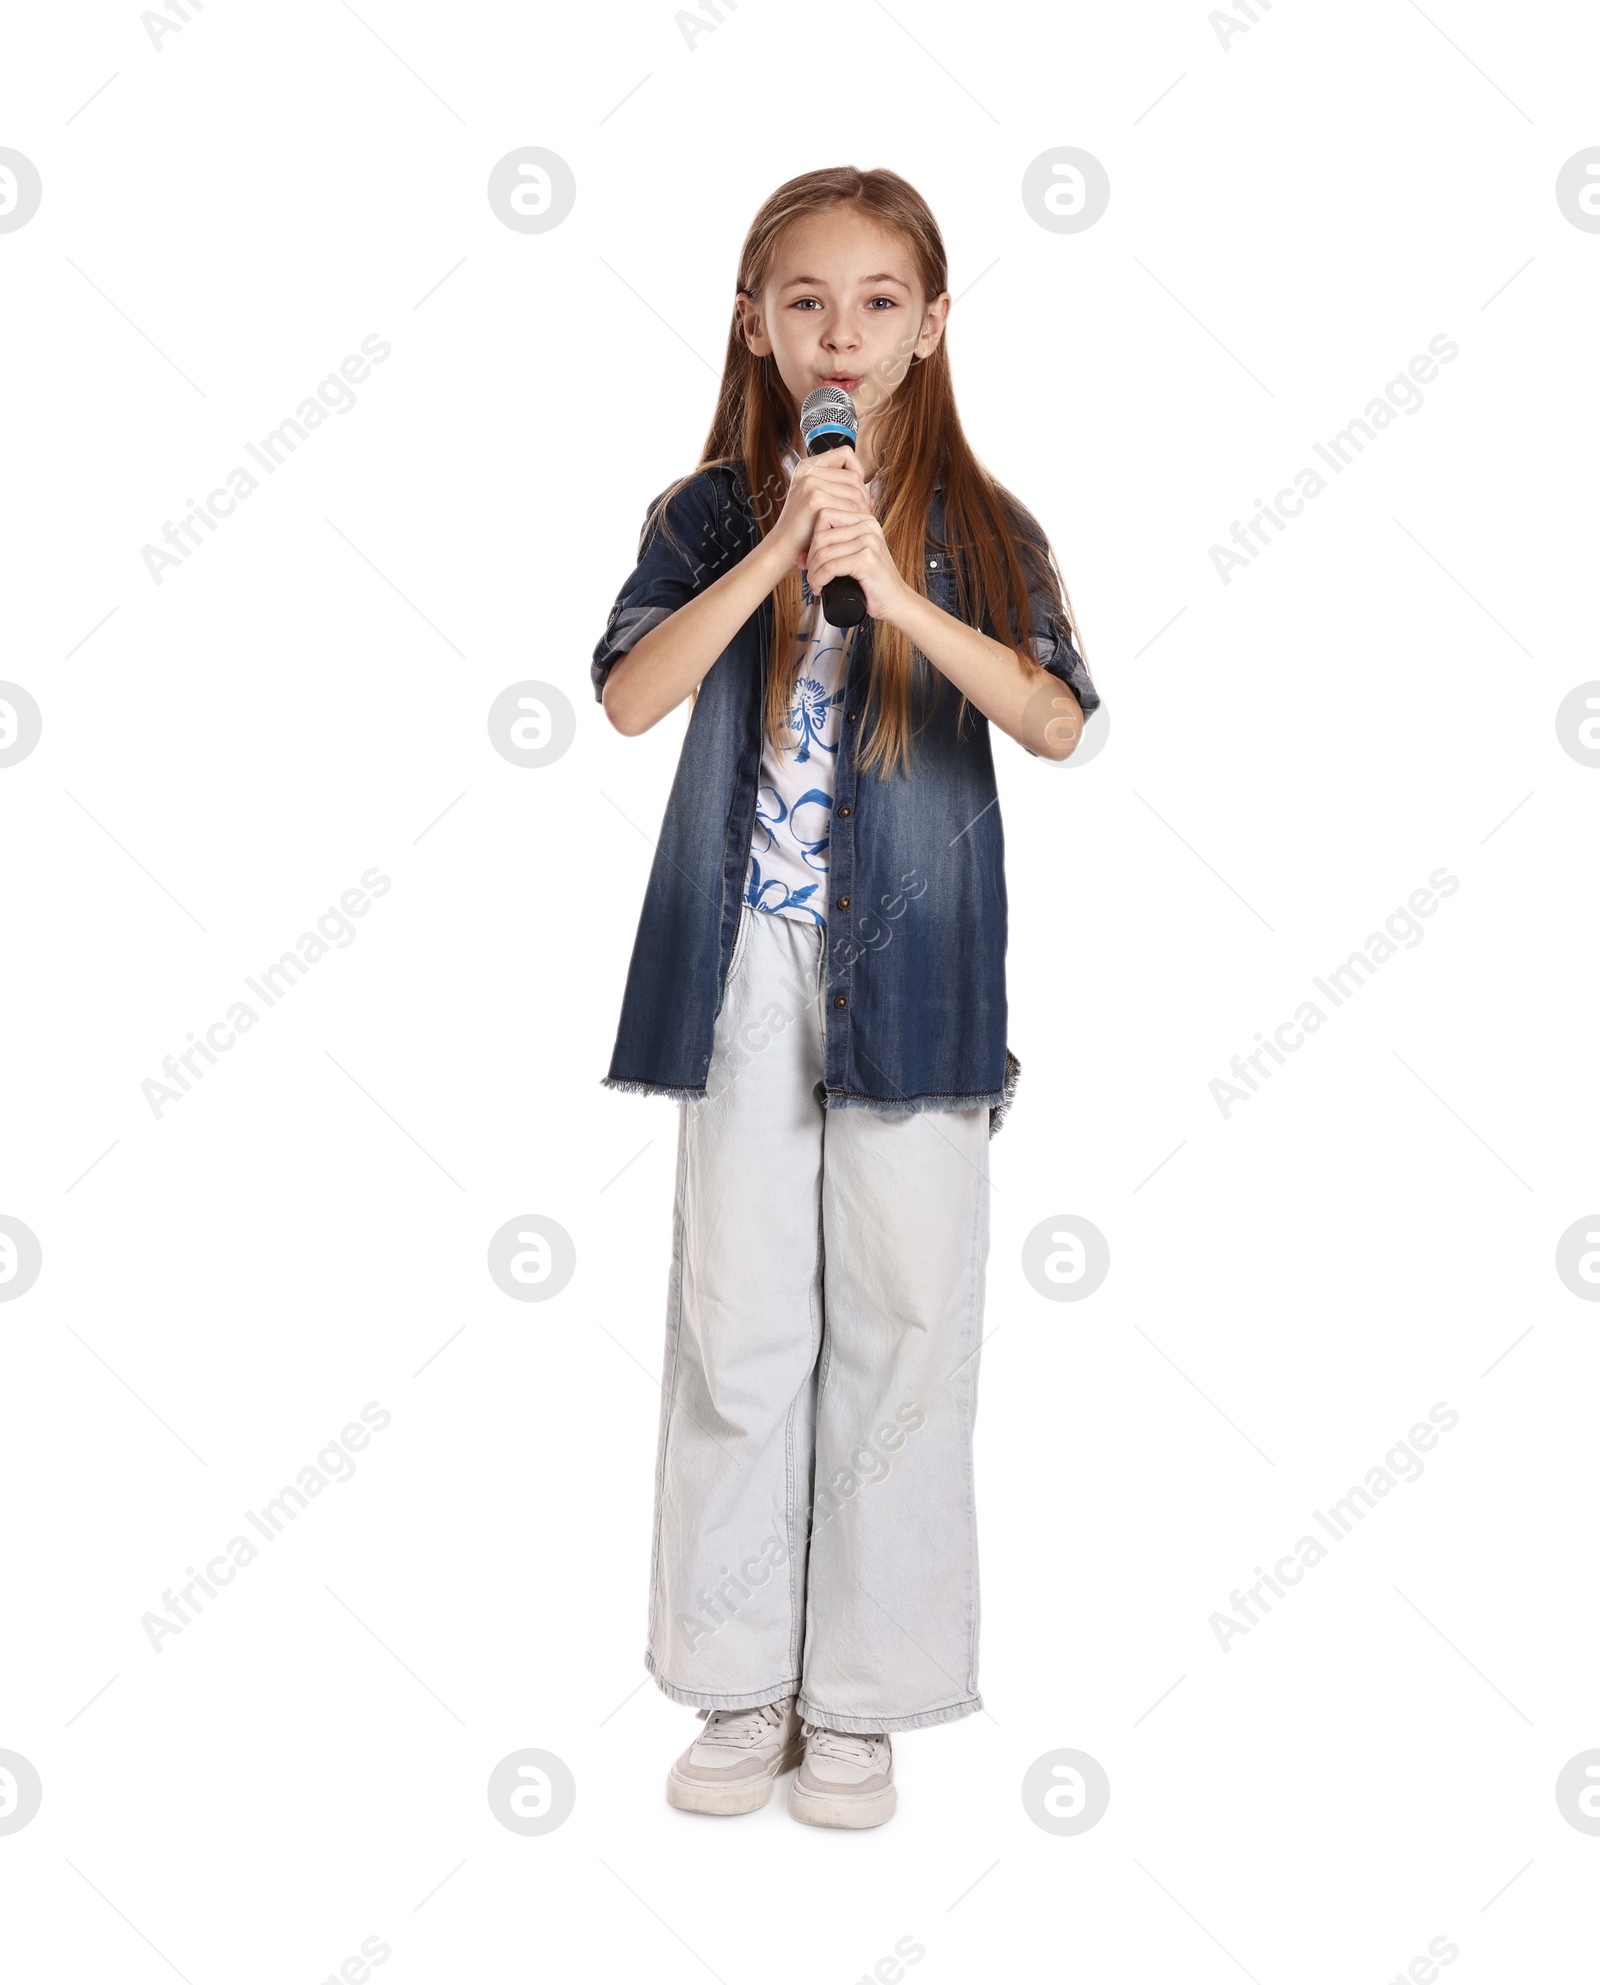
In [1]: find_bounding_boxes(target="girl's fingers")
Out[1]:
[813,500,874,528]
[808,530,880,583]
[804,460,866,502]
[806,479,865,507]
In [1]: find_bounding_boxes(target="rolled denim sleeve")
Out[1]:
[591,474,716,704]
[1013,506,1101,723]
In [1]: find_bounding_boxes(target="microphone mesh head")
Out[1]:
[800,385,857,444]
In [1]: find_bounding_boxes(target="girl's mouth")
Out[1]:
[820,374,862,391]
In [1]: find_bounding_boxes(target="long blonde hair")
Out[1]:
[645,164,1089,779]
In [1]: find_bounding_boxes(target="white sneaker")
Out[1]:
[787,1722,896,1829]
[666,1696,804,1815]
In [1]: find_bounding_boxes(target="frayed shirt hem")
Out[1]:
[603,1049,1022,1137]
[823,1050,1023,1140]
[989,1048,1022,1139]
[599,1074,706,1104]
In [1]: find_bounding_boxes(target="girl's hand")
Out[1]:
[803,504,912,624]
[764,448,874,569]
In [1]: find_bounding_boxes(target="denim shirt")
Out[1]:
[591,462,1101,1138]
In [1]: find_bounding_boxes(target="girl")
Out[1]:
[591,166,1100,1829]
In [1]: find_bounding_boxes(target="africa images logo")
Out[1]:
[1209,335,1459,584]
[139,335,391,585]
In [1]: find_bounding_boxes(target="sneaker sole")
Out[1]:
[786,1776,897,1830]
[666,1740,805,1817]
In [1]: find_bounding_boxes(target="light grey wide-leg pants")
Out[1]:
[644,903,991,1733]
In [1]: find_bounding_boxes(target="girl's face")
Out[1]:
[737,207,949,431]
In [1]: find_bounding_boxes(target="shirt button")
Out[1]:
[836,896,850,910]
[833,994,848,1008]
[838,804,852,817]
[846,710,858,721]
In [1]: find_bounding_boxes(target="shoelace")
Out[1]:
[696,1700,789,1751]
[801,1721,888,1769]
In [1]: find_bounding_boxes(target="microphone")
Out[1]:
[799,385,868,628]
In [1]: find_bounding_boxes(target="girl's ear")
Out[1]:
[914,292,952,364]
[735,290,771,358]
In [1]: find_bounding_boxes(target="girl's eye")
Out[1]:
[789,297,898,311]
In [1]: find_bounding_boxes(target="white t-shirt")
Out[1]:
[743,449,883,928]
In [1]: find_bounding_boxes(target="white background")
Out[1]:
[2,1,1597,1979]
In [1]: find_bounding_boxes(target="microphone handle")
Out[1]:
[804,433,869,627]
[821,574,867,628]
